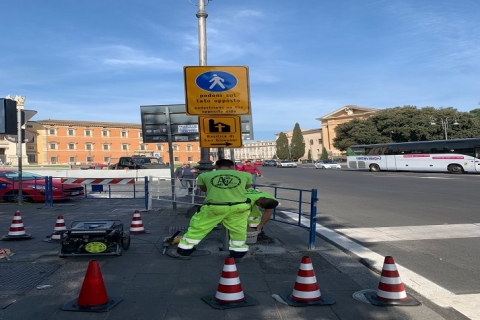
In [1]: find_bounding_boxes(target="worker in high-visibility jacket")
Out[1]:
[245,188,279,242]
[167,159,252,260]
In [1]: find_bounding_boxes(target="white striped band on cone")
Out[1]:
[376,256,408,301]
[215,257,245,303]
[50,231,63,241]
[130,211,145,233]
[8,212,27,236]
[53,216,67,231]
[290,256,322,302]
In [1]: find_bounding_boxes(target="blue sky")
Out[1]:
[1,0,479,141]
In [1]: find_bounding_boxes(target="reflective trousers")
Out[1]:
[178,203,251,253]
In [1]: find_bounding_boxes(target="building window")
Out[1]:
[102,130,108,137]
[104,156,110,163]
[50,143,57,150]
[103,144,109,151]
[85,129,92,137]
[140,144,146,150]
[69,156,75,163]
[26,124,33,129]
[188,156,193,161]
[156,144,163,151]
[138,131,142,138]
[174,156,180,162]
[68,129,75,136]
[121,131,127,137]
[186,144,193,151]
[122,144,128,151]
[50,156,57,164]
[86,156,93,162]
[86,143,92,150]
[49,128,56,135]
[173,144,179,151]
[68,143,75,150]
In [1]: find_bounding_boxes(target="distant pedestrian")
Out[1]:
[174,162,198,195]
[167,159,252,260]
[240,160,262,186]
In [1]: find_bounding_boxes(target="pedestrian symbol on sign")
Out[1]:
[196,71,238,92]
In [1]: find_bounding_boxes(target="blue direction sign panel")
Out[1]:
[184,66,251,116]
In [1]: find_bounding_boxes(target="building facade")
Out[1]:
[28,120,203,165]
[317,105,380,157]
[230,140,277,161]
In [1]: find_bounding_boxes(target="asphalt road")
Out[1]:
[258,164,480,298]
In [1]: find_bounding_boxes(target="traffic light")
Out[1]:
[0,98,18,135]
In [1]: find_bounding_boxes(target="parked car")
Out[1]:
[315,160,342,169]
[277,160,297,168]
[0,169,85,202]
[254,160,263,165]
[89,162,108,169]
[262,160,277,167]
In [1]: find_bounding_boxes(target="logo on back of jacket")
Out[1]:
[210,175,242,189]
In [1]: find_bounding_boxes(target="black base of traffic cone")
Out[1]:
[61,298,123,312]
[364,290,421,306]
[201,294,258,310]
[279,293,335,307]
[1,234,34,241]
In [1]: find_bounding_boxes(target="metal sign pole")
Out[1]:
[17,103,22,205]
[165,107,177,212]
[196,0,215,171]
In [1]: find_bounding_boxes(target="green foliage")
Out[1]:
[275,132,290,160]
[290,123,306,160]
[307,149,312,161]
[320,147,329,160]
[469,108,480,120]
[333,106,480,151]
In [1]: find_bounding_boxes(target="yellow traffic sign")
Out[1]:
[198,116,243,148]
[184,66,251,116]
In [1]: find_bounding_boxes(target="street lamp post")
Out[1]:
[430,117,459,140]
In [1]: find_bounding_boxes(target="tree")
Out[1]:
[307,149,312,161]
[320,147,329,160]
[290,123,306,160]
[275,132,290,160]
[333,106,480,151]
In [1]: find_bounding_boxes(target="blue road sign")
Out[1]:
[195,71,238,93]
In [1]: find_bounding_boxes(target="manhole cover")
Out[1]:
[0,264,58,295]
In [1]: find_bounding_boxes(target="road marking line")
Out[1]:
[335,224,480,242]
[280,210,480,320]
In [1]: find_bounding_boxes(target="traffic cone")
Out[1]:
[1,211,34,241]
[44,215,67,242]
[201,257,258,309]
[364,256,421,306]
[61,260,122,312]
[129,210,150,234]
[280,256,335,306]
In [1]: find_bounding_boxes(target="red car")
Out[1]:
[0,170,85,202]
[254,160,263,165]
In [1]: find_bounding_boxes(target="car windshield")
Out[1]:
[281,160,293,163]
[1,171,45,181]
[133,158,164,165]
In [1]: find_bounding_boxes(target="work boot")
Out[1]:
[166,249,191,260]
[229,251,250,263]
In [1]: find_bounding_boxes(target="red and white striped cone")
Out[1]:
[201,257,258,309]
[44,215,67,242]
[280,256,335,306]
[1,211,34,241]
[364,256,420,306]
[129,210,150,234]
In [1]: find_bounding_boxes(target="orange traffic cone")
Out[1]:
[280,256,335,306]
[61,260,122,312]
[364,256,420,306]
[44,215,67,242]
[202,257,258,309]
[129,210,150,234]
[1,211,34,241]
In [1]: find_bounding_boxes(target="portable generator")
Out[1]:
[59,220,130,257]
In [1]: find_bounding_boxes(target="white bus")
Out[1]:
[346,138,480,174]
